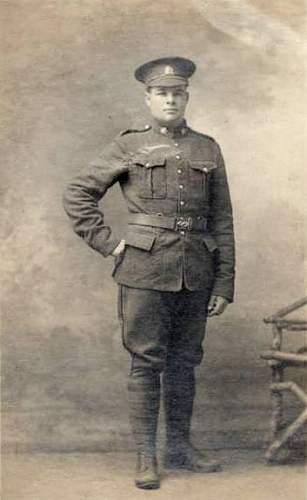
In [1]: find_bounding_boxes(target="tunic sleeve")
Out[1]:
[63,138,129,257]
[208,143,235,302]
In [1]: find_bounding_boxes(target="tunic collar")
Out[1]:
[148,118,188,136]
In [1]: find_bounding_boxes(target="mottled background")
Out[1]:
[2,0,306,452]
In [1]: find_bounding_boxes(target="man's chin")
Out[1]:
[161,114,181,124]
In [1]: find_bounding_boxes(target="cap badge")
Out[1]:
[164,65,175,75]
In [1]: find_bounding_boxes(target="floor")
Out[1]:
[2,449,305,500]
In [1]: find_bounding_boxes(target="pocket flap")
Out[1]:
[189,160,217,174]
[125,230,156,251]
[133,153,166,168]
[202,234,218,253]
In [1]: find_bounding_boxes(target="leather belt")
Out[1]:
[128,213,208,232]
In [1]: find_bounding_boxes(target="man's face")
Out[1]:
[145,86,189,125]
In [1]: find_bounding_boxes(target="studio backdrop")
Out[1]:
[2,0,306,452]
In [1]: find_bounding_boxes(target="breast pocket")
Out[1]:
[188,160,217,198]
[133,153,167,199]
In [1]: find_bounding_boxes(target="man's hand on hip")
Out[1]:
[207,295,229,317]
[112,239,126,257]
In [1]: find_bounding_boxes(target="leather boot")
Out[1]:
[163,364,221,473]
[128,365,161,489]
[135,452,159,489]
[165,442,222,472]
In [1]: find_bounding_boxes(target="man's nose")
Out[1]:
[166,93,175,104]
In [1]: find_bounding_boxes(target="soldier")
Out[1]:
[63,57,235,490]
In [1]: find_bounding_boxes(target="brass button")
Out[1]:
[203,167,208,173]
[180,231,185,236]
[179,184,183,189]
[145,162,150,167]
[145,124,150,129]
[177,169,182,174]
[176,154,181,160]
[160,127,168,135]
[180,200,185,206]
[174,142,179,147]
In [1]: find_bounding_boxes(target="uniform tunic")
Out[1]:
[63,118,235,303]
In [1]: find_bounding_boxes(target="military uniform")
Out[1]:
[63,57,235,489]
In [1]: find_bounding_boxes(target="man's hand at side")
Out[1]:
[207,295,229,317]
[112,239,126,257]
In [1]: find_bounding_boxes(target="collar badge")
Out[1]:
[160,127,168,135]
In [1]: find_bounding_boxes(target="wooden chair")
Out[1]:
[261,297,307,462]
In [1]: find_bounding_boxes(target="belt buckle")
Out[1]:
[176,216,193,231]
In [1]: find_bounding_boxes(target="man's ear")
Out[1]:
[144,90,151,108]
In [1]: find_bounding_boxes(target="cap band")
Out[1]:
[146,74,189,87]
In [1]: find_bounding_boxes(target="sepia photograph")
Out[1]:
[2,1,306,499]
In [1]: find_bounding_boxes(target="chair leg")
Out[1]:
[266,381,307,462]
[271,365,284,436]
[270,326,284,437]
[266,408,307,462]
